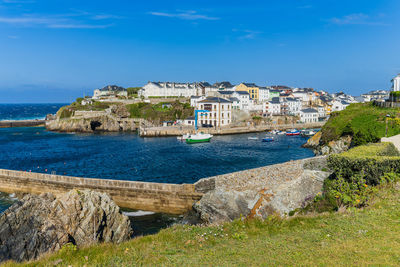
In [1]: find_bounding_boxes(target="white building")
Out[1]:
[284,97,302,115]
[292,91,309,103]
[229,97,240,110]
[93,85,128,99]
[190,96,205,107]
[331,100,350,112]
[233,91,251,110]
[263,97,281,115]
[393,74,400,92]
[139,81,215,98]
[299,108,318,123]
[196,97,232,127]
[316,105,326,118]
[258,87,270,102]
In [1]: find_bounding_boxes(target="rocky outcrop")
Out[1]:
[0,190,132,263]
[46,115,138,132]
[303,131,351,155]
[193,157,331,224]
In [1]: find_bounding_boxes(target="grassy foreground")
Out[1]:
[5,185,400,266]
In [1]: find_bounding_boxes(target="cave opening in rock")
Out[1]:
[90,121,102,131]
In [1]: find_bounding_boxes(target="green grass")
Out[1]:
[321,102,400,144]
[339,142,400,158]
[126,100,193,124]
[6,186,400,266]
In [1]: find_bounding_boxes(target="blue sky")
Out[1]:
[0,0,399,103]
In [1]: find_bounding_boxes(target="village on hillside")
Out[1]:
[80,75,399,129]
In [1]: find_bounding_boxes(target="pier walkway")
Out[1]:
[139,122,326,137]
[0,120,45,128]
[0,169,202,214]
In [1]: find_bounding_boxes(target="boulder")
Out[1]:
[0,190,132,263]
[193,157,331,224]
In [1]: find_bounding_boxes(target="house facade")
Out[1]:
[93,85,128,99]
[196,97,232,127]
[284,97,302,115]
[258,87,270,102]
[139,82,216,98]
[299,108,319,123]
[236,83,259,100]
[393,74,400,92]
[263,97,281,115]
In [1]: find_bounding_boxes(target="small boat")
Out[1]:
[300,130,317,137]
[277,131,286,135]
[186,132,213,144]
[248,136,259,140]
[262,136,274,142]
[286,129,300,136]
[269,130,279,135]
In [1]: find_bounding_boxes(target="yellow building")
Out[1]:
[236,83,259,100]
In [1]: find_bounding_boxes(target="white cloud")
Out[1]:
[329,13,389,26]
[232,29,261,40]
[149,10,219,21]
[0,11,120,29]
[48,23,113,29]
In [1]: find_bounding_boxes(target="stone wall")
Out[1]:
[0,169,202,214]
[193,156,331,223]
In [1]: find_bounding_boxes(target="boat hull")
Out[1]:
[186,138,211,144]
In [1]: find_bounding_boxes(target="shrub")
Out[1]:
[328,143,400,185]
[324,173,376,209]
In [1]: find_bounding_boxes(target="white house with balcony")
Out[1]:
[195,97,232,127]
[258,87,270,102]
[284,97,302,115]
[299,108,318,123]
[331,100,350,112]
[263,97,281,115]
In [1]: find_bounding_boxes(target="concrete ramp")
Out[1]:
[0,169,203,214]
[381,135,400,151]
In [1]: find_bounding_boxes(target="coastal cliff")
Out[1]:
[46,103,140,132]
[46,114,138,132]
[0,189,132,263]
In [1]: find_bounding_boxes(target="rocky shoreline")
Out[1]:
[0,190,132,263]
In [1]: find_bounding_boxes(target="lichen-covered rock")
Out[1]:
[303,132,352,156]
[46,115,138,132]
[193,157,331,224]
[0,190,132,263]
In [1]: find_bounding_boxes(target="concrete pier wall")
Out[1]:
[0,169,202,214]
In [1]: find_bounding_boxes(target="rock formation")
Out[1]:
[0,190,132,263]
[46,115,138,132]
[193,157,331,224]
[303,131,352,155]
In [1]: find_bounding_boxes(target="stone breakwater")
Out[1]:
[140,122,326,137]
[0,119,45,128]
[192,156,331,223]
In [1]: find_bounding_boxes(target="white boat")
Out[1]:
[186,132,213,144]
[248,136,259,140]
[269,130,279,135]
[277,131,286,135]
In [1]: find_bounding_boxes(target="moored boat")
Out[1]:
[300,130,316,137]
[286,129,300,136]
[186,132,213,144]
[262,136,274,142]
[248,136,259,140]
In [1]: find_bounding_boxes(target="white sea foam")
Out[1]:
[123,210,155,217]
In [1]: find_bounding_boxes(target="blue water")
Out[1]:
[0,104,67,120]
[0,104,314,233]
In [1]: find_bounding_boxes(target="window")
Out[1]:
[222,113,224,118]
[228,113,230,118]
[214,105,216,109]
[204,104,212,111]
[222,105,224,110]
[222,120,224,124]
